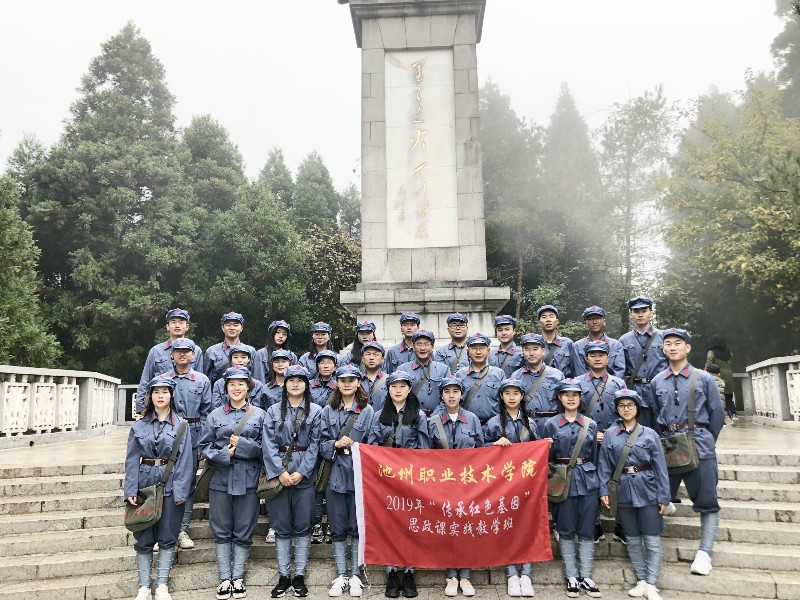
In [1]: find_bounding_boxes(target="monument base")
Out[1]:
[340,284,510,346]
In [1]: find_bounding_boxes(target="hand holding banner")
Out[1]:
[353,441,552,568]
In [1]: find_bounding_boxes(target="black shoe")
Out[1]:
[271,576,292,598]
[232,578,247,599]
[324,523,332,544]
[292,576,309,597]
[613,524,627,545]
[578,577,601,598]
[594,524,605,543]
[312,523,324,544]
[401,571,418,598]
[385,570,401,598]
[672,497,682,504]
[565,577,579,598]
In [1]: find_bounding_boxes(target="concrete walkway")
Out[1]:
[1,421,798,470]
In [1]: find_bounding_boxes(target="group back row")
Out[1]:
[134,298,666,431]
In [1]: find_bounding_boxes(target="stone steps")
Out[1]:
[663,516,800,546]
[0,489,121,515]
[0,558,794,600]
[671,498,800,523]
[718,464,800,484]
[0,472,124,496]
[0,435,797,600]
[0,462,124,479]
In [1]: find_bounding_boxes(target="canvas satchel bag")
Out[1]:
[193,407,256,502]
[258,406,306,501]
[547,417,590,503]
[661,369,701,474]
[124,419,188,532]
[315,410,359,493]
[601,424,643,518]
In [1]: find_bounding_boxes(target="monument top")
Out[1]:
[340,0,486,48]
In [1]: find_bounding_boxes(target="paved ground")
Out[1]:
[1,420,797,470]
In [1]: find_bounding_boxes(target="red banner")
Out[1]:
[353,441,552,568]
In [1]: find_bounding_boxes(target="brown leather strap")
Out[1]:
[140,458,169,466]
[621,464,652,474]
[185,417,201,423]
[556,457,591,465]
[279,446,308,452]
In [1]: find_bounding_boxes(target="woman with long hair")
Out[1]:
[262,365,322,598]
[125,376,193,600]
[320,364,375,597]
[368,370,430,598]
[252,320,297,384]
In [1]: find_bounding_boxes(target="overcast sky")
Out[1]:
[0,1,784,191]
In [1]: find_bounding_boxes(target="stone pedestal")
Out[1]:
[338,0,509,343]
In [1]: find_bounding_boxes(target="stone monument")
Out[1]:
[338,0,510,345]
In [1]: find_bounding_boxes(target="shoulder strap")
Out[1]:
[584,378,608,416]
[463,367,490,410]
[338,410,360,440]
[626,331,658,387]
[610,423,643,484]
[433,414,449,449]
[369,376,388,400]
[161,418,188,485]
[412,365,430,397]
[567,417,591,468]
[519,426,531,443]
[543,343,556,367]
[498,350,512,371]
[524,367,548,403]
[451,345,466,375]
[687,368,701,431]
[282,406,307,468]
[232,407,257,436]
[383,418,405,447]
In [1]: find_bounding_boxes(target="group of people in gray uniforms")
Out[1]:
[124,297,724,600]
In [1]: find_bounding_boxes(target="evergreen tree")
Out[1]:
[182,114,247,213]
[598,87,674,329]
[338,182,361,239]
[257,147,294,210]
[771,0,800,117]
[5,133,46,201]
[24,21,201,379]
[0,176,62,366]
[180,183,312,352]
[291,151,339,232]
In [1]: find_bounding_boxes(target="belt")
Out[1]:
[185,417,201,423]
[533,411,558,418]
[622,465,652,474]
[140,458,169,466]
[278,446,308,452]
[661,423,707,432]
[631,378,651,384]
[555,457,591,465]
[337,448,352,455]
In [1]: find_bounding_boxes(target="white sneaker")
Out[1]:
[645,583,662,600]
[216,579,233,600]
[731,416,739,427]
[460,579,475,597]
[507,575,521,597]
[690,549,712,575]
[176,531,194,549]
[329,575,348,597]
[154,585,172,600]
[266,528,276,544]
[627,580,648,597]
[135,586,151,600]
[445,578,459,597]
[663,502,676,516]
[153,543,159,552]
[519,575,534,597]
[348,575,363,597]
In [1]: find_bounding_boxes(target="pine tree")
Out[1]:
[0,177,62,366]
[24,22,200,379]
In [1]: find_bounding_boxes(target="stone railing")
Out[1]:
[745,355,800,429]
[0,365,121,436]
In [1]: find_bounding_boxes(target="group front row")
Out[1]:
[126,333,718,600]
